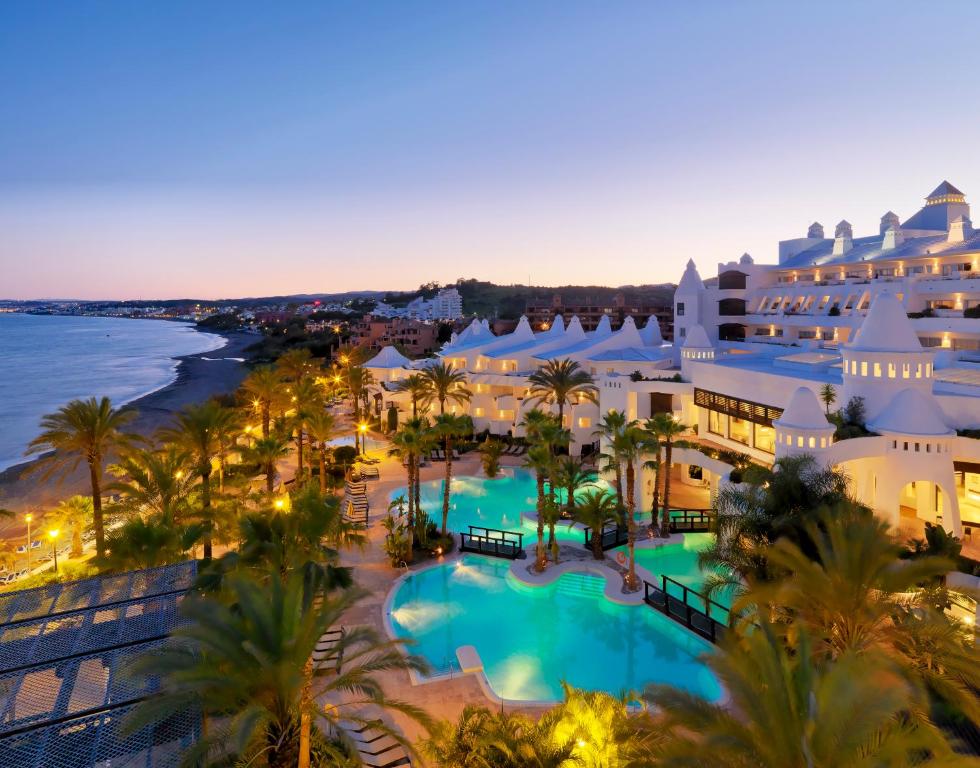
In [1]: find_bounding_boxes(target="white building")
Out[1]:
[405,288,464,321]
[365,181,980,543]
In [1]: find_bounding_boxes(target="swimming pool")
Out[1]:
[387,555,722,703]
[390,468,615,544]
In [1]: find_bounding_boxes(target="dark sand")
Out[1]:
[0,330,255,526]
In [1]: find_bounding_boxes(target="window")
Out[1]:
[578,417,591,429]
[676,302,685,316]
[753,423,775,454]
[708,410,727,437]
[729,416,751,446]
[679,327,686,338]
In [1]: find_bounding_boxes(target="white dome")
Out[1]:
[774,387,832,431]
[365,345,412,369]
[676,259,705,293]
[868,388,952,436]
[847,294,921,353]
[682,324,712,349]
[639,316,664,346]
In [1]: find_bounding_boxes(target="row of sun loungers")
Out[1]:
[429,448,461,461]
[501,444,527,456]
[340,719,413,768]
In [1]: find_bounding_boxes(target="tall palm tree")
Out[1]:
[552,455,593,516]
[26,397,136,558]
[644,622,962,767]
[162,401,238,560]
[747,503,980,728]
[610,423,647,589]
[388,417,433,556]
[241,365,282,437]
[49,495,92,558]
[522,409,567,571]
[129,573,431,768]
[643,412,689,537]
[289,377,323,482]
[574,489,618,561]
[244,433,291,495]
[345,365,374,452]
[819,382,837,415]
[432,413,474,535]
[420,361,472,414]
[593,410,627,511]
[108,445,195,522]
[275,348,316,385]
[212,407,242,494]
[527,358,598,430]
[393,373,433,418]
[304,410,336,493]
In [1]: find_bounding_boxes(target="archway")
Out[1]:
[897,480,952,542]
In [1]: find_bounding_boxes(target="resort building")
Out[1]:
[525,291,674,339]
[365,181,980,545]
[348,315,440,357]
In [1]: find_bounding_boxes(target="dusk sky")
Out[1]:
[2,1,980,300]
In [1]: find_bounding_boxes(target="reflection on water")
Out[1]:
[390,599,463,632]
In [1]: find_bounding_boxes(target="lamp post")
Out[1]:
[358,423,368,455]
[24,513,32,572]
[48,529,60,573]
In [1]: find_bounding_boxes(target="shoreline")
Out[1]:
[0,329,255,515]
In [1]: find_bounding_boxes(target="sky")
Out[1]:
[2,1,980,301]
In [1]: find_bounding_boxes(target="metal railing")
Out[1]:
[643,575,730,644]
[459,526,525,560]
[668,508,715,533]
[583,523,629,551]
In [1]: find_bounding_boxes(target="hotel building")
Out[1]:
[366,182,980,541]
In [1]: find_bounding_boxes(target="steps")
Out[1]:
[554,572,607,600]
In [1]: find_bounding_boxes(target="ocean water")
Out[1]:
[0,314,226,472]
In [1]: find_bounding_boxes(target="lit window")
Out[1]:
[873,362,881,377]
[860,361,868,376]
[578,417,592,429]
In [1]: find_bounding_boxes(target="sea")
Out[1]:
[0,313,227,472]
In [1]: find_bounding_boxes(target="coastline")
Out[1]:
[0,329,255,516]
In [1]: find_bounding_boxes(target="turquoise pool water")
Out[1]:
[390,468,614,544]
[619,534,733,622]
[388,555,722,702]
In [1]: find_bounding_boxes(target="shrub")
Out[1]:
[965,305,980,319]
[332,445,357,465]
[843,396,866,427]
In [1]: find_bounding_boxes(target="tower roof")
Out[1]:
[847,294,922,353]
[773,387,832,432]
[676,259,704,293]
[868,388,952,436]
[682,324,712,349]
[365,345,412,369]
[927,180,965,200]
[639,316,664,346]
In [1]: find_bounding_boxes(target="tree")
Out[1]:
[289,377,324,482]
[275,348,316,386]
[522,409,568,571]
[819,383,837,415]
[304,410,336,493]
[103,515,202,571]
[420,361,472,414]
[431,413,474,535]
[345,366,374,452]
[388,417,434,557]
[747,504,980,729]
[243,433,291,495]
[552,455,593,517]
[26,397,136,558]
[527,358,598,431]
[643,413,689,538]
[108,446,195,522]
[393,373,432,418]
[644,622,963,767]
[162,401,238,560]
[609,423,647,589]
[241,365,282,438]
[594,410,628,511]
[129,573,431,768]
[48,495,93,559]
[574,489,618,561]
[479,438,505,479]
[698,454,852,601]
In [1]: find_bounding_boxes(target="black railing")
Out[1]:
[643,575,730,644]
[583,523,629,551]
[668,508,715,533]
[459,526,525,560]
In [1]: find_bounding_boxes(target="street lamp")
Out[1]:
[358,423,368,455]
[48,529,60,573]
[24,513,32,572]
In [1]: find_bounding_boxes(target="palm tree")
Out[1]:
[420,360,472,414]
[645,621,963,767]
[162,401,238,560]
[643,412,689,537]
[49,495,92,559]
[593,410,628,511]
[289,377,323,482]
[522,409,567,571]
[129,572,431,768]
[610,423,647,589]
[275,348,316,385]
[241,365,282,437]
[243,433,291,495]
[305,410,336,493]
[103,515,202,571]
[26,397,136,558]
[698,454,852,600]
[552,455,593,516]
[432,413,474,535]
[108,445,195,522]
[393,373,432,418]
[527,358,598,431]
[212,407,242,494]
[747,503,980,728]
[574,489,618,561]
[388,417,433,556]
[345,366,374,452]
[819,382,837,415]
[479,438,505,479]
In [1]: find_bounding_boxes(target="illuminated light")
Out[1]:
[175,470,184,480]
[24,513,32,524]
[577,739,587,749]
[47,528,60,540]
[358,423,368,433]
[964,615,975,626]
[274,499,285,510]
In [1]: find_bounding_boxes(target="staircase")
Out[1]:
[554,572,607,600]
[343,478,369,525]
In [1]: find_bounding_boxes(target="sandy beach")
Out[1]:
[0,330,255,522]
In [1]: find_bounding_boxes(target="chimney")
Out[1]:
[833,220,853,256]
[807,222,825,239]
[882,225,904,251]
[949,215,973,243]
[880,211,900,236]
